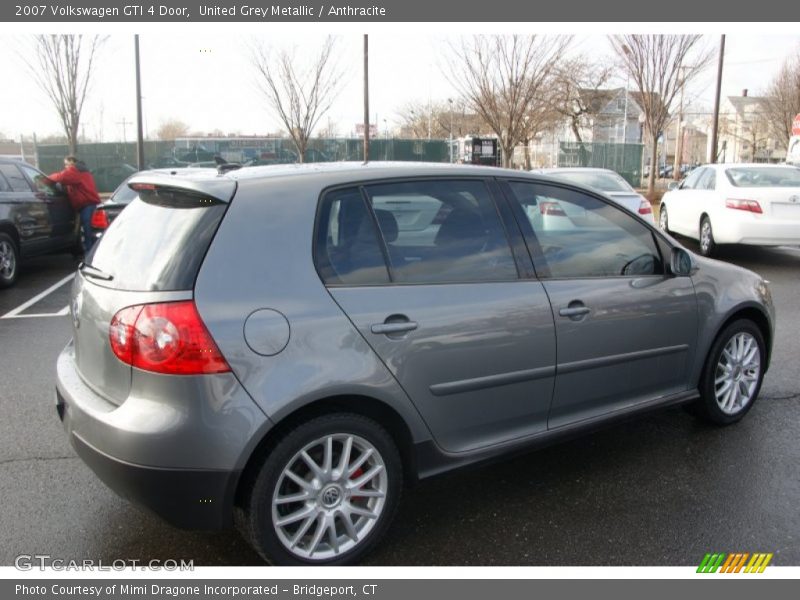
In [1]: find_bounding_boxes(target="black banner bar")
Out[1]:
[2,0,799,22]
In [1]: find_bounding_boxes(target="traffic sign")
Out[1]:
[792,113,800,136]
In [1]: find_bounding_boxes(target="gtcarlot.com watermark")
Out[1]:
[15,554,194,571]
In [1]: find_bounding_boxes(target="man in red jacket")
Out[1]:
[48,155,101,254]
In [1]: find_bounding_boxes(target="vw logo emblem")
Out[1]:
[321,486,341,507]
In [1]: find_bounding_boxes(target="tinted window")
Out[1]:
[88,192,226,291]
[725,166,800,187]
[315,188,390,285]
[508,182,663,279]
[364,180,517,284]
[0,172,10,192]
[0,164,32,192]
[681,167,705,190]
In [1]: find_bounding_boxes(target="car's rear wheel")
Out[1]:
[699,216,716,257]
[689,319,765,425]
[0,232,19,288]
[238,413,402,565]
[658,204,671,234]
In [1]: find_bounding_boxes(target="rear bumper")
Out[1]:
[714,218,800,246]
[66,424,237,530]
[55,340,271,530]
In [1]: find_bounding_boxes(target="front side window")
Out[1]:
[18,164,59,196]
[364,179,517,284]
[507,181,663,279]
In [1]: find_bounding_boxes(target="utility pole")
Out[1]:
[448,98,454,163]
[709,35,726,164]
[135,35,145,170]
[363,34,369,164]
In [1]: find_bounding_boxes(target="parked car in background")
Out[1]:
[0,158,78,288]
[533,167,654,223]
[91,163,138,194]
[90,167,218,242]
[659,163,800,256]
[57,163,774,565]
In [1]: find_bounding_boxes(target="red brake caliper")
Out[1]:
[349,467,364,498]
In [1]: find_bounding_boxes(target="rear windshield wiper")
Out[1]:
[79,262,114,281]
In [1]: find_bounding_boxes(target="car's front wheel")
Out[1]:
[690,319,765,425]
[0,232,19,288]
[238,413,402,565]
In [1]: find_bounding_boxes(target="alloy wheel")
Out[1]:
[0,240,16,279]
[700,221,712,254]
[271,433,388,561]
[715,332,761,415]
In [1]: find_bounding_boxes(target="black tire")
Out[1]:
[0,232,19,289]
[237,413,402,565]
[699,215,716,257]
[688,319,766,425]
[658,204,671,234]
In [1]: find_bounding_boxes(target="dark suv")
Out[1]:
[56,163,774,565]
[0,158,78,288]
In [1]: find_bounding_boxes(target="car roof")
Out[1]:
[129,161,564,202]
[535,167,617,174]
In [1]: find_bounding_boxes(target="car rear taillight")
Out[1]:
[726,199,763,214]
[109,301,230,375]
[638,200,653,216]
[90,209,109,229]
[540,201,567,216]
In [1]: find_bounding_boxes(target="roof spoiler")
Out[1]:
[127,172,237,203]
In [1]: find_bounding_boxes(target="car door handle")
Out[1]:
[370,320,418,335]
[559,306,591,318]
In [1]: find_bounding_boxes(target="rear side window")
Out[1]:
[0,172,10,192]
[87,189,227,291]
[315,188,390,285]
[364,180,517,284]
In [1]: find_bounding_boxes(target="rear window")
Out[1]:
[725,167,800,187]
[87,191,226,291]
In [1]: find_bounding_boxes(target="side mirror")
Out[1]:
[670,247,697,277]
[667,180,681,191]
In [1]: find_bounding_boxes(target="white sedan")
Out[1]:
[534,167,655,224]
[659,163,800,256]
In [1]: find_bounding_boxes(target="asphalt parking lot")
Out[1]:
[1,245,798,567]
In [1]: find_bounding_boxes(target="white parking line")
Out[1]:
[0,274,75,320]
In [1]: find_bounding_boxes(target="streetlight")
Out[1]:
[448,98,454,163]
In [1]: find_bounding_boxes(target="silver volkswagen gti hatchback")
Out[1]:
[56,163,774,565]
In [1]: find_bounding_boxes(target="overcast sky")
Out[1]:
[1,31,798,143]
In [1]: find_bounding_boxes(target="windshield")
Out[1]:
[551,170,634,193]
[725,167,800,188]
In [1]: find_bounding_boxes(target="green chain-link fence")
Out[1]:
[558,142,644,188]
[37,138,450,193]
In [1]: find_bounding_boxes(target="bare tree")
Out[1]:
[25,35,106,155]
[156,118,190,141]
[397,100,488,139]
[445,35,571,168]
[609,35,712,197]
[549,57,614,145]
[762,48,800,149]
[251,36,343,163]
